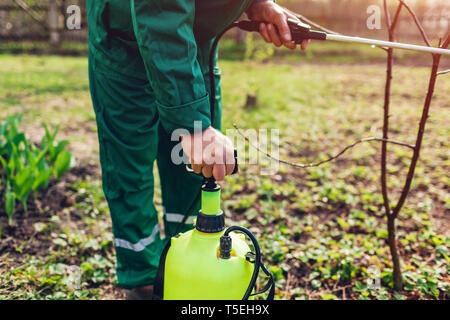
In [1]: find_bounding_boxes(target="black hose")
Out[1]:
[208,22,239,125]
[223,226,262,300]
[252,260,275,300]
[174,189,201,236]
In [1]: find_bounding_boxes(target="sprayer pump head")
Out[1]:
[202,177,220,192]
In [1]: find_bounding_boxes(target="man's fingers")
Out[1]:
[213,164,226,181]
[225,147,235,175]
[181,126,238,180]
[192,163,202,174]
[202,165,213,178]
[273,13,292,42]
[259,23,271,43]
[279,12,309,51]
[191,144,203,165]
[301,39,310,51]
[284,40,297,50]
[267,24,282,47]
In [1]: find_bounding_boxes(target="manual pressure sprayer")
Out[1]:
[152,151,275,300]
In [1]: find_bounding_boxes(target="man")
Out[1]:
[87,0,308,299]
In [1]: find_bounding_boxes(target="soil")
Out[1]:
[1,114,448,300]
[0,164,94,254]
[0,163,126,299]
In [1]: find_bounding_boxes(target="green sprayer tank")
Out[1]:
[153,177,275,300]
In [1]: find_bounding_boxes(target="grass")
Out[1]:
[0,41,88,56]
[0,51,449,300]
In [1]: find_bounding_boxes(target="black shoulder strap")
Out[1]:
[152,239,172,300]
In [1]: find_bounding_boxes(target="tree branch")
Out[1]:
[398,0,432,47]
[384,0,392,29]
[391,34,450,219]
[390,2,404,33]
[380,0,399,217]
[233,124,414,169]
[440,33,450,50]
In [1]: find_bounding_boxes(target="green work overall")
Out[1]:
[87,0,254,289]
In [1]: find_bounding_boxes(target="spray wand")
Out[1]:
[237,18,450,56]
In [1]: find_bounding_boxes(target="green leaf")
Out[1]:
[53,238,68,247]
[320,294,337,300]
[311,279,322,289]
[0,156,7,175]
[32,168,52,191]
[33,222,48,233]
[5,183,16,226]
[244,208,258,220]
[33,145,50,167]
[393,293,406,300]
[51,140,69,163]
[13,168,34,209]
[53,150,72,179]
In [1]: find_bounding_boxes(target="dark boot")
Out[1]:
[126,285,154,300]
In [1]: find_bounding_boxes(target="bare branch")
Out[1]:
[233,124,414,169]
[441,33,450,49]
[398,0,432,47]
[391,55,442,219]
[390,2,404,33]
[381,47,393,216]
[380,0,402,219]
[391,32,449,219]
[383,0,392,29]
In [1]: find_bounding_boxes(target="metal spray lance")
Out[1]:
[237,18,450,56]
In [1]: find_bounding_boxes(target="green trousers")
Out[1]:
[89,51,222,289]
[87,0,254,289]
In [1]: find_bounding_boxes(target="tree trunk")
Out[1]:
[48,0,59,45]
[387,215,402,289]
[235,28,247,45]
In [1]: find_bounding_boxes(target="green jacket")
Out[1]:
[87,0,254,133]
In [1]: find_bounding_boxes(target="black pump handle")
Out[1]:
[186,149,239,179]
[237,18,327,43]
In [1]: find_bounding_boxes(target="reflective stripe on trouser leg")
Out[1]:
[89,55,163,289]
[162,206,196,225]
